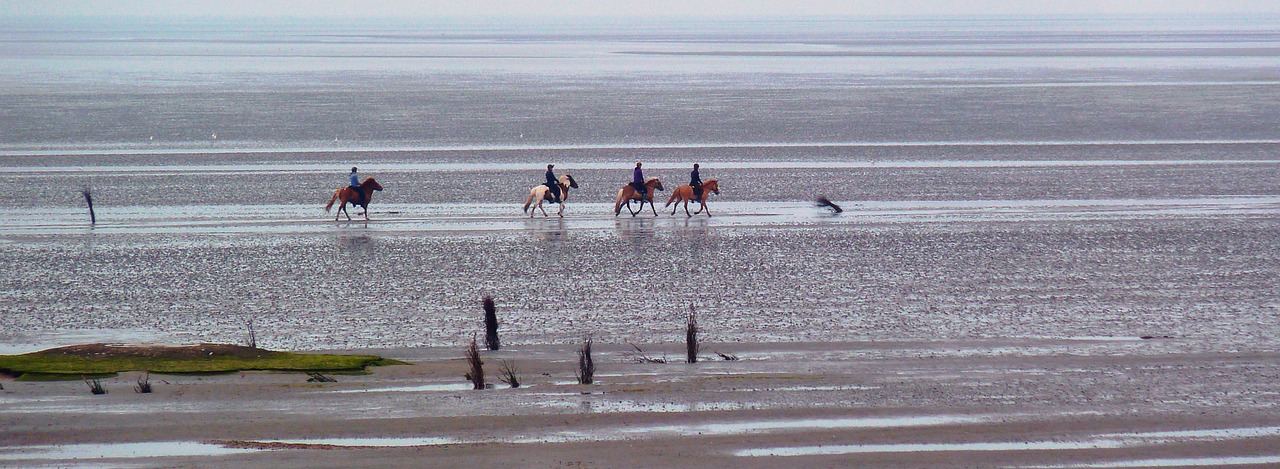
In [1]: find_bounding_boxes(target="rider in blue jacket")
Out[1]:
[349,167,365,205]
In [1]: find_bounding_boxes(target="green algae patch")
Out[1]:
[0,343,406,380]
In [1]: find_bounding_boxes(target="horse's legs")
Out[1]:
[334,200,349,221]
[684,199,692,217]
[648,197,659,216]
[556,200,565,217]
[538,202,549,217]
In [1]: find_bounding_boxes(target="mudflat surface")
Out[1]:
[4,14,1280,468]
[4,341,1280,468]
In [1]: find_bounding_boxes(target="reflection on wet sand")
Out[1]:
[615,218,656,240]
[336,234,375,254]
[675,217,710,236]
[525,217,568,241]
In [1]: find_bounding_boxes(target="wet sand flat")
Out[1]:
[4,13,1280,468]
[5,341,1280,468]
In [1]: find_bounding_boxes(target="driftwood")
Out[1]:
[716,351,739,361]
[306,372,337,383]
[627,343,667,364]
[816,197,843,213]
[465,339,484,389]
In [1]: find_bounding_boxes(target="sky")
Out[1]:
[4,0,1280,19]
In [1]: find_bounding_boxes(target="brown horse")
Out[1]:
[522,174,579,218]
[665,179,720,217]
[324,177,383,221]
[614,177,664,217]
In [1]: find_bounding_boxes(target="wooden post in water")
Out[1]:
[81,188,96,224]
[686,304,700,364]
[483,296,500,351]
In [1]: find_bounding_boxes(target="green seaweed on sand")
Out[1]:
[0,343,405,380]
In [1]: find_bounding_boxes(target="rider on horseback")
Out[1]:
[348,167,365,206]
[690,163,703,203]
[544,164,562,203]
[631,161,647,197]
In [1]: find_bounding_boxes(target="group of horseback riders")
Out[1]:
[334,161,707,220]
[541,161,706,205]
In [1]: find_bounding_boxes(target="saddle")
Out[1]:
[346,186,365,205]
[543,183,561,203]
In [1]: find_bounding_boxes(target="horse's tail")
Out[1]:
[522,190,536,213]
[665,188,682,208]
[614,189,627,215]
[324,189,340,212]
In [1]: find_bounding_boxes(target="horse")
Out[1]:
[665,179,720,217]
[324,177,383,221]
[523,174,579,218]
[614,177,664,217]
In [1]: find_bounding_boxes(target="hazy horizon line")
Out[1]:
[6,11,1280,22]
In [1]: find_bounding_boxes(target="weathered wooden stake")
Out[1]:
[686,304,700,364]
[82,188,96,224]
[483,296,500,351]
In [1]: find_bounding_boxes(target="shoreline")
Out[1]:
[5,338,1280,467]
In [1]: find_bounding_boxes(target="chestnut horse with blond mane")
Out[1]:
[665,179,720,217]
[324,177,383,221]
[522,174,579,218]
[614,177,664,216]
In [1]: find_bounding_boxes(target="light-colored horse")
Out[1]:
[523,174,579,217]
[614,177,664,217]
[324,177,383,221]
[665,179,720,217]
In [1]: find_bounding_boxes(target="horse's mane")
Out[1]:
[704,178,717,183]
[362,177,377,184]
[645,177,660,183]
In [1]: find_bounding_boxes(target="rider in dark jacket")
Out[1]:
[544,164,562,203]
[631,162,647,196]
[689,163,703,203]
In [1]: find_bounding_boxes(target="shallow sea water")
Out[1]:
[1,15,1278,351]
